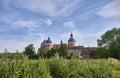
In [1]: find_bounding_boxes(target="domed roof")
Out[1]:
[42,40,46,44]
[46,37,52,43]
[68,37,76,42]
[68,33,76,42]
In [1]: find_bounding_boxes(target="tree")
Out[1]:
[109,41,120,59]
[45,48,58,58]
[59,41,68,58]
[23,44,36,58]
[91,47,109,59]
[1,49,9,61]
[37,48,46,58]
[97,27,120,48]
[97,27,120,59]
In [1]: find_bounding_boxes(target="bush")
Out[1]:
[0,56,120,78]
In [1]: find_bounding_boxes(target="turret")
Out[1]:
[68,33,76,47]
[41,37,53,51]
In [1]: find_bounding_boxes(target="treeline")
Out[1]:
[0,42,70,60]
[23,42,73,59]
[91,27,120,59]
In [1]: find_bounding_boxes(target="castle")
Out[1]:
[40,33,97,58]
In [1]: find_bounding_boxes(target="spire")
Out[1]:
[44,39,46,42]
[46,37,52,43]
[68,33,76,42]
[70,33,73,38]
[60,40,63,44]
[48,37,50,40]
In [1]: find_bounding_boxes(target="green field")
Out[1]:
[0,56,120,78]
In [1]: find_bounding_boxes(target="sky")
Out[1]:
[0,0,120,52]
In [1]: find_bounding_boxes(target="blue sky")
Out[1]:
[0,0,120,52]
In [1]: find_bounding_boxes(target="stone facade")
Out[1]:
[40,33,97,58]
[41,37,53,51]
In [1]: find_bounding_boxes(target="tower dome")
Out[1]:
[46,37,52,43]
[41,37,53,51]
[42,40,46,44]
[68,33,76,42]
[68,33,76,47]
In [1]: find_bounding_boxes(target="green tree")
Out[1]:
[46,48,58,58]
[109,41,120,59]
[37,48,46,58]
[91,47,109,59]
[97,27,120,59]
[97,27,120,48]
[2,49,9,61]
[59,41,68,58]
[23,44,36,58]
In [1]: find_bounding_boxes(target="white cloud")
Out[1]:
[46,19,52,26]
[0,13,52,27]
[63,21,76,28]
[10,18,52,34]
[11,19,42,36]
[97,0,120,18]
[11,20,41,29]
[41,19,52,26]
[4,0,81,18]
[0,12,19,23]
[19,0,56,17]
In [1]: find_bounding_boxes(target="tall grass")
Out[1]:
[0,56,120,78]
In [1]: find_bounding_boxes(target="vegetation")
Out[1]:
[91,47,109,59]
[38,48,46,57]
[0,54,120,78]
[37,41,68,59]
[92,27,120,59]
[23,44,39,59]
[59,41,68,58]
[23,44,35,56]
[1,27,120,77]
[45,48,58,58]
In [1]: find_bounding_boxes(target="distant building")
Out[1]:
[41,37,53,51]
[40,33,97,58]
[68,33,76,47]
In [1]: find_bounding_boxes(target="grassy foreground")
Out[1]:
[0,56,120,78]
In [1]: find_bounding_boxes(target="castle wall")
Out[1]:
[40,34,97,58]
[41,43,53,51]
[68,42,75,47]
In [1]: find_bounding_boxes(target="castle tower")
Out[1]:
[41,37,53,51]
[68,33,76,47]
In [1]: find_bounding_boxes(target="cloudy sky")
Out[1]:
[0,0,120,52]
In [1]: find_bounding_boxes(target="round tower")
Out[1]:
[41,37,53,51]
[68,33,76,47]
[41,40,46,48]
[45,37,53,50]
